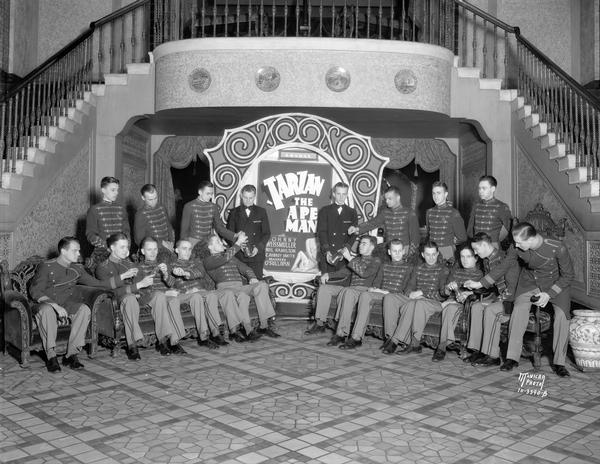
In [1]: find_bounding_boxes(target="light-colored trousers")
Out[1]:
[506,289,569,365]
[121,292,185,346]
[169,291,221,341]
[467,300,507,359]
[438,301,463,346]
[314,284,344,323]
[332,286,370,339]
[35,303,90,358]
[217,281,276,329]
[382,293,410,339]
[390,298,443,345]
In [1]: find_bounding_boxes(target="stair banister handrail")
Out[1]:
[456,0,600,111]
[92,0,151,28]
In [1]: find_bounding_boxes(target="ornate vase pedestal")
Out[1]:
[569,310,600,372]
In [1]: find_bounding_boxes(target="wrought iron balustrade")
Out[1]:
[1,0,598,188]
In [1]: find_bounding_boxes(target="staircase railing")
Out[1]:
[1,0,598,189]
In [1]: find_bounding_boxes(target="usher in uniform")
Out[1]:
[29,258,121,359]
[226,204,271,279]
[426,202,467,260]
[204,244,276,332]
[336,259,412,341]
[86,200,130,265]
[316,203,358,273]
[180,199,235,249]
[467,198,512,246]
[134,203,174,247]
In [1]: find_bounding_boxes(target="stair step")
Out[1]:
[517,105,532,120]
[31,125,68,142]
[516,96,525,108]
[578,180,600,198]
[126,63,151,75]
[568,167,589,184]
[26,147,51,164]
[9,160,36,177]
[76,99,92,115]
[67,107,85,124]
[548,143,566,159]
[524,113,539,129]
[540,132,556,149]
[84,91,96,105]
[457,67,481,78]
[531,123,547,138]
[104,74,128,85]
[558,155,577,172]
[91,84,105,96]
[589,197,600,213]
[0,188,10,206]
[499,89,518,101]
[479,78,502,90]
[1,172,24,190]
[58,116,76,133]
[38,136,57,153]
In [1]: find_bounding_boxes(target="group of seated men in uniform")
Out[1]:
[30,173,573,379]
[306,176,573,378]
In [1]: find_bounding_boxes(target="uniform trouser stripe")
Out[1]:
[121,296,142,346]
[67,305,91,357]
[351,292,384,340]
[335,287,366,337]
[165,296,186,343]
[481,302,505,358]
[35,305,56,358]
[439,302,462,345]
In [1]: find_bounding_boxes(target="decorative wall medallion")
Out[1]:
[326,66,351,92]
[394,69,418,94]
[255,66,281,92]
[188,68,211,93]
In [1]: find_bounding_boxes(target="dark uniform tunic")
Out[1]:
[134,204,174,247]
[381,261,413,294]
[316,203,358,273]
[467,198,512,244]
[426,202,467,259]
[180,199,235,244]
[356,206,420,259]
[86,200,130,249]
[226,204,271,279]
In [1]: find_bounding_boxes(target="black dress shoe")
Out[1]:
[383,341,398,354]
[446,342,462,354]
[258,327,281,338]
[62,355,84,369]
[398,345,422,355]
[339,338,362,350]
[229,330,247,343]
[464,351,484,363]
[170,343,188,355]
[431,349,446,362]
[46,356,61,373]
[473,355,501,367]
[156,341,171,356]
[552,364,570,377]
[211,334,229,346]
[500,359,519,371]
[198,338,219,349]
[127,346,141,360]
[326,335,345,346]
[379,338,391,350]
[245,330,263,342]
[305,322,326,335]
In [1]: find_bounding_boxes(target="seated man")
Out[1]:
[431,243,483,362]
[383,241,449,354]
[463,232,520,367]
[204,233,280,340]
[491,223,573,377]
[96,233,184,360]
[335,239,412,350]
[170,239,229,349]
[305,235,381,338]
[29,236,123,372]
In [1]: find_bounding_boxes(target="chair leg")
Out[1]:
[532,305,542,369]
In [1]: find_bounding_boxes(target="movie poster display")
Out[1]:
[257,156,332,282]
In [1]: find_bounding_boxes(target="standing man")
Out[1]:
[316,182,358,273]
[305,235,381,338]
[204,234,280,339]
[467,175,512,247]
[348,186,420,260]
[134,184,175,256]
[500,223,574,377]
[86,176,130,269]
[426,181,467,261]
[29,237,123,372]
[226,185,271,279]
[180,180,236,250]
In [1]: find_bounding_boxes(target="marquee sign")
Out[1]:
[204,113,388,301]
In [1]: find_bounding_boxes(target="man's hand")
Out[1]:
[456,291,472,303]
[464,280,482,290]
[246,246,258,258]
[320,273,329,284]
[532,292,551,307]
[172,267,190,278]
[235,231,248,247]
[446,281,458,292]
[157,263,168,275]
[162,240,174,251]
[347,226,359,235]
[249,278,259,284]
[120,268,138,280]
[341,248,353,262]
[49,302,68,320]
[136,275,154,289]
[326,251,334,265]
[409,290,423,299]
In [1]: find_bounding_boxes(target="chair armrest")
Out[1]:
[75,286,114,308]
[3,290,30,312]
[3,290,33,351]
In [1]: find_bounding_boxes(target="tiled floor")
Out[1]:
[1,320,600,464]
